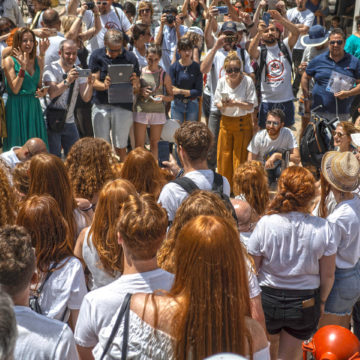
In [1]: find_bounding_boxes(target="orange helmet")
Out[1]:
[302,325,360,360]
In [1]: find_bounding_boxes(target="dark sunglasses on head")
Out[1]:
[226,67,241,74]
[140,8,151,13]
[330,40,343,45]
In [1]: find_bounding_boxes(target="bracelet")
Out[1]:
[18,68,25,78]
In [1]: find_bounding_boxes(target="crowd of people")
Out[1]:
[1,0,360,359]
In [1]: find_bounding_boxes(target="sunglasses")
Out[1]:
[106,47,121,53]
[266,120,280,126]
[226,67,241,74]
[140,8,151,13]
[332,131,345,138]
[329,40,343,45]
[96,1,108,5]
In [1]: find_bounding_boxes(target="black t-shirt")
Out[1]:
[89,47,140,110]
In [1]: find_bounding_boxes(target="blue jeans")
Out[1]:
[47,122,79,158]
[171,98,199,123]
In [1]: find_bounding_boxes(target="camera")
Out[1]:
[225,35,236,44]
[166,14,175,24]
[86,1,95,10]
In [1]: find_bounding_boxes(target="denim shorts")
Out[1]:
[258,100,295,129]
[261,286,320,340]
[171,98,199,123]
[325,261,360,316]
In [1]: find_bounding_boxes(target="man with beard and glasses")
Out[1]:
[247,108,300,186]
[201,20,254,169]
[302,28,360,122]
[248,10,299,129]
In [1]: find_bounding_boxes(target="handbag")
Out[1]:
[44,81,75,133]
[99,293,132,360]
[29,263,57,314]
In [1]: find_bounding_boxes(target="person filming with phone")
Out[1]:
[43,39,94,158]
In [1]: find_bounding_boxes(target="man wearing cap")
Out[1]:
[301,28,360,122]
[201,20,254,169]
[286,0,315,96]
[248,10,299,129]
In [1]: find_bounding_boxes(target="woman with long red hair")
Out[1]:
[120,147,168,200]
[94,215,269,359]
[248,166,336,360]
[74,179,137,290]
[16,194,87,330]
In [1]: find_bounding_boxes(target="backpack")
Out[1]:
[300,114,336,169]
[255,41,293,95]
[171,171,237,221]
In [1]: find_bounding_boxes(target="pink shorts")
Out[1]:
[133,112,167,125]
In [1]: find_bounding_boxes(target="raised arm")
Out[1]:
[79,6,102,42]
[155,14,166,46]
[248,22,266,60]
[200,35,225,74]
[3,54,25,95]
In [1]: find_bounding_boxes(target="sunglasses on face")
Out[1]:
[226,67,241,74]
[330,40,343,45]
[266,120,280,127]
[140,8,151,14]
[106,47,121,53]
[332,131,345,138]
[96,1,108,5]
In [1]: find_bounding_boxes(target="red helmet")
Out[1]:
[303,325,360,360]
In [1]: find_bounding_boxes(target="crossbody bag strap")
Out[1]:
[99,293,132,360]
[36,262,58,294]
[45,73,75,112]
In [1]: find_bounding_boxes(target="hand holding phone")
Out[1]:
[262,12,271,27]
[158,140,170,168]
[217,6,228,14]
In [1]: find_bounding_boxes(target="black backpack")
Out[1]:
[255,41,293,95]
[172,171,237,221]
[300,114,336,168]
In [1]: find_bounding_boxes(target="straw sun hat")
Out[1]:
[321,151,360,192]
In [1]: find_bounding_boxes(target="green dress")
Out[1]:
[3,57,48,151]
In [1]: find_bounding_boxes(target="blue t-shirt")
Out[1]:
[306,50,360,115]
[89,47,140,110]
[169,60,203,99]
[345,35,360,60]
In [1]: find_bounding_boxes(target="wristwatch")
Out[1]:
[64,79,70,87]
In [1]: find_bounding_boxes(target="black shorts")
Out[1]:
[261,286,321,340]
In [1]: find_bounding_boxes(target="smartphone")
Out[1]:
[77,69,91,77]
[217,6,228,14]
[39,85,50,91]
[221,92,229,102]
[158,140,170,168]
[262,12,271,27]
[150,95,162,101]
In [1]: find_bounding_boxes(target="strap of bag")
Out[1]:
[100,293,132,360]
[172,177,199,194]
[45,79,75,115]
[212,171,224,193]
[36,262,58,295]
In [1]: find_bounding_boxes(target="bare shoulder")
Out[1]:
[245,316,268,353]
[131,292,178,335]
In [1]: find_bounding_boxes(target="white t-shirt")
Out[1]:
[83,7,131,52]
[131,46,147,70]
[74,268,174,348]
[257,38,294,103]
[327,195,360,269]
[158,170,231,222]
[43,60,87,123]
[248,212,337,289]
[286,8,315,50]
[213,75,258,117]
[247,127,297,163]
[14,306,78,360]
[0,146,20,168]
[208,47,253,112]
[82,228,121,290]
[37,256,87,322]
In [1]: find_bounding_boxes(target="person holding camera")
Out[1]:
[154,4,188,74]
[43,39,94,158]
[170,38,202,123]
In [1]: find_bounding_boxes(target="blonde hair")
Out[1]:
[61,15,77,35]
[224,51,242,70]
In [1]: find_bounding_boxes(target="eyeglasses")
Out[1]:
[332,131,345,138]
[226,67,241,74]
[266,120,280,126]
[139,8,151,14]
[96,1,108,5]
[329,40,343,45]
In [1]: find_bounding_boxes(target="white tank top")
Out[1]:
[82,228,121,290]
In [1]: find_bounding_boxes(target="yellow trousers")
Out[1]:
[217,114,253,190]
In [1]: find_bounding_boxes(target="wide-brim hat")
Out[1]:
[301,24,329,47]
[321,151,360,192]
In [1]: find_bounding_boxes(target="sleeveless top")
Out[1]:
[135,67,166,114]
[82,228,121,291]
